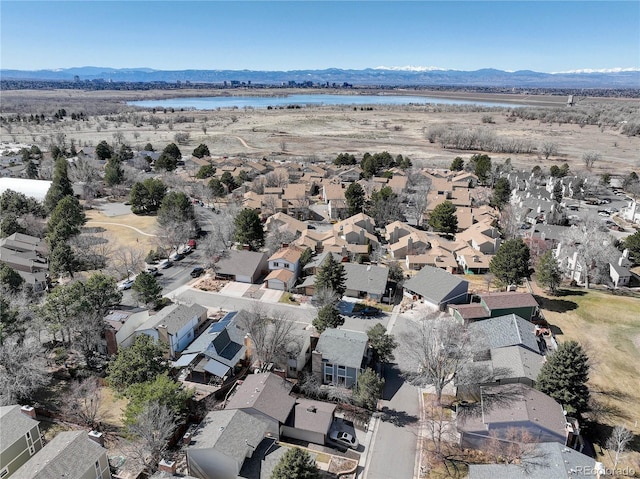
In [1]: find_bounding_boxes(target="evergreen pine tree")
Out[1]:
[270,447,319,479]
[315,254,346,296]
[536,340,590,416]
[536,250,563,294]
[489,238,531,287]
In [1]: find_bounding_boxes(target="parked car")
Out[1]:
[118,278,135,290]
[159,259,173,269]
[145,266,159,276]
[359,306,382,317]
[169,252,185,261]
[179,245,193,255]
[329,430,359,449]
[187,239,197,249]
[190,267,205,278]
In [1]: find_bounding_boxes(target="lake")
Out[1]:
[127,94,521,110]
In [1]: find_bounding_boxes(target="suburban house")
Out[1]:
[0,405,43,478]
[10,430,111,479]
[225,372,296,438]
[102,308,149,355]
[322,183,347,219]
[176,311,249,384]
[281,398,336,446]
[343,263,390,301]
[403,266,469,310]
[312,329,370,388]
[459,345,545,392]
[213,250,268,283]
[621,198,640,225]
[610,252,632,288]
[264,212,308,237]
[467,442,600,479]
[0,233,49,289]
[468,314,547,355]
[450,292,540,322]
[283,322,315,379]
[456,383,574,450]
[455,219,502,254]
[186,409,272,479]
[455,247,491,274]
[264,245,305,291]
[135,303,208,359]
[405,252,459,273]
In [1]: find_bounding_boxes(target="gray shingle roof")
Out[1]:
[342,263,389,296]
[468,442,596,478]
[469,314,542,353]
[0,405,39,452]
[288,398,336,434]
[225,373,295,424]
[214,250,267,279]
[490,346,544,383]
[188,409,270,473]
[11,431,105,479]
[137,303,207,335]
[315,328,368,370]
[403,266,468,304]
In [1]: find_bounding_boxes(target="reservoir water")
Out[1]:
[128,94,521,110]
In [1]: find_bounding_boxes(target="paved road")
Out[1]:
[364,312,421,479]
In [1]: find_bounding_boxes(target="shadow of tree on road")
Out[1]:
[378,406,418,427]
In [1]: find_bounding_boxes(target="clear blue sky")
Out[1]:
[1,1,638,72]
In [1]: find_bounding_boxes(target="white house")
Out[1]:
[265,245,305,291]
[135,303,207,359]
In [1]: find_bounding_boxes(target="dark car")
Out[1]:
[360,306,382,317]
[190,267,205,278]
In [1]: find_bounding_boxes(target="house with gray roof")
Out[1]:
[312,329,370,388]
[281,398,336,446]
[456,383,571,450]
[136,303,207,359]
[0,405,43,478]
[10,430,110,479]
[403,266,469,309]
[342,263,389,301]
[468,442,600,479]
[213,250,268,283]
[450,292,539,322]
[468,314,545,354]
[186,409,272,479]
[225,372,296,438]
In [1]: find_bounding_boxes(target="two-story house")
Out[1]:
[312,329,370,388]
[10,430,111,479]
[0,405,43,478]
[265,245,305,291]
[135,303,208,359]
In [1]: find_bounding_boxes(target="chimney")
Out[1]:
[159,458,177,474]
[20,405,36,419]
[281,243,289,249]
[88,430,104,446]
[183,432,192,445]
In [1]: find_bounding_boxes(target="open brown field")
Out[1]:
[533,285,640,471]
[84,209,158,252]
[2,88,639,176]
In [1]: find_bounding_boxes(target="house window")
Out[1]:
[273,262,280,268]
[337,365,347,386]
[29,445,35,455]
[95,460,102,478]
[324,363,334,383]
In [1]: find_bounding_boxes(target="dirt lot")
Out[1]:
[2,88,638,175]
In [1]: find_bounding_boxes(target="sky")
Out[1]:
[1,1,638,73]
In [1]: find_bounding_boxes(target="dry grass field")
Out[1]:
[534,286,640,471]
[2,88,639,177]
[84,209,158,252]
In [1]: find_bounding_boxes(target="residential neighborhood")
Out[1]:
[1,106,640,479]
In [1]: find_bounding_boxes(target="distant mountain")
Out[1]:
[1,66,639,88]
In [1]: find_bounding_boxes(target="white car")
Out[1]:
[329,430,359,449]
[118,278,135,290]
[158,259,172,269]
[145,266,159,276]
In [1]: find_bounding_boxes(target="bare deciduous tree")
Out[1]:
[265,224,299,256]
[236,305,299,370]
[540,141,558,160]
[70,231,114,270]
[265,169,289,188]
[155,220,195,255]
[582,151,602,169]
[560,218,618,288]
[126,400,177,475]
[500,203,528,240]
[62,376,102,428]
[311,286,340,309]
[111,245,146,279]
[399,313,478,405]
[0,337,49,406]
[606,425,633,469]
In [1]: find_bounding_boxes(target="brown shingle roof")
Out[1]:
[481,292,539,310]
